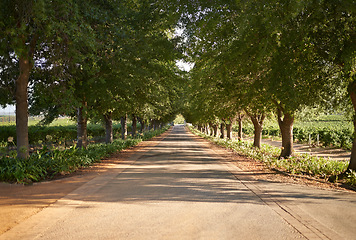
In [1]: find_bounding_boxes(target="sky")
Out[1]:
[0,105,15,115]
[176,60,194,72]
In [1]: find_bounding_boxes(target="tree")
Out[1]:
[29,0,183,146]
[29,0,108,148]
[263,1,352,159]
[0,0,85,158]
[181,1,276,147]
[181,0,346,160]
[298,0,356,170]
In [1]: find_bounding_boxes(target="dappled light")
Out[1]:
[1,126,356,239]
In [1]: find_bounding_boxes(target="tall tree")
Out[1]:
[299,0,356,170]
[0,0,83,158]
[29,0,183,146]
[181,0,346,160]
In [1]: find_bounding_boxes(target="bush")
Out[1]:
[0,126,169,184]
[346,170,356,186]
[190,126,354,187]
[0,124,122,145]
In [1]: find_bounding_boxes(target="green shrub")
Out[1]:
[190,126,354,187]
[0,123,122,145]
[0,126,168,184]
[346,170,356,186]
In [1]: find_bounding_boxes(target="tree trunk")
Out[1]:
[197,124,202,132]
[246,112,264,148]
[154,120,159,130]
[144,120,149,132]
[348,83,356,171]
[16,56,31,158]
[209,123,213,136]
[277,108,294,158]
[213,124,218,137]
[237,113,244,141]
[121,115,127,140]
[220,122,225,139]
[349,120,356,171]
[226,123,232,140]
[104,112,113,144]
[138,117,144,133]
[253,122,262,148]
[132,114,137,137]
[204,124,208,134]
[77,104,88,149]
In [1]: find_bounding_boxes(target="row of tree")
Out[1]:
[0,0,186,158]
[1,0,355,173]
[180,0,356,171]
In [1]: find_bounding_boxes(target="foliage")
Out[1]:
[174,114,185,125]
[0,127,169,184]
[0,0,183,157]
[180,0,355,166]
[0,139,138,184]
[346,170,356,186]
[0,123,125,145]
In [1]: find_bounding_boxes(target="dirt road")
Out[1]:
[1,125,355,239]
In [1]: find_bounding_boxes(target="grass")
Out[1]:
[0,116,79,126]
[189,126,356,188]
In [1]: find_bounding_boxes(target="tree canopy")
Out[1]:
[180,0,356,169]
[1,0,356,171]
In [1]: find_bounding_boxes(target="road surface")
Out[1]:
[1,125,355,239]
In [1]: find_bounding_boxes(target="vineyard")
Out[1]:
[237,115,354,150]
[0,116,68,126]
[0,115,15,124]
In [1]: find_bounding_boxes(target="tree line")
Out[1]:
[180,0,356,171]
[0,0,186,158]
[1,0,356,174]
